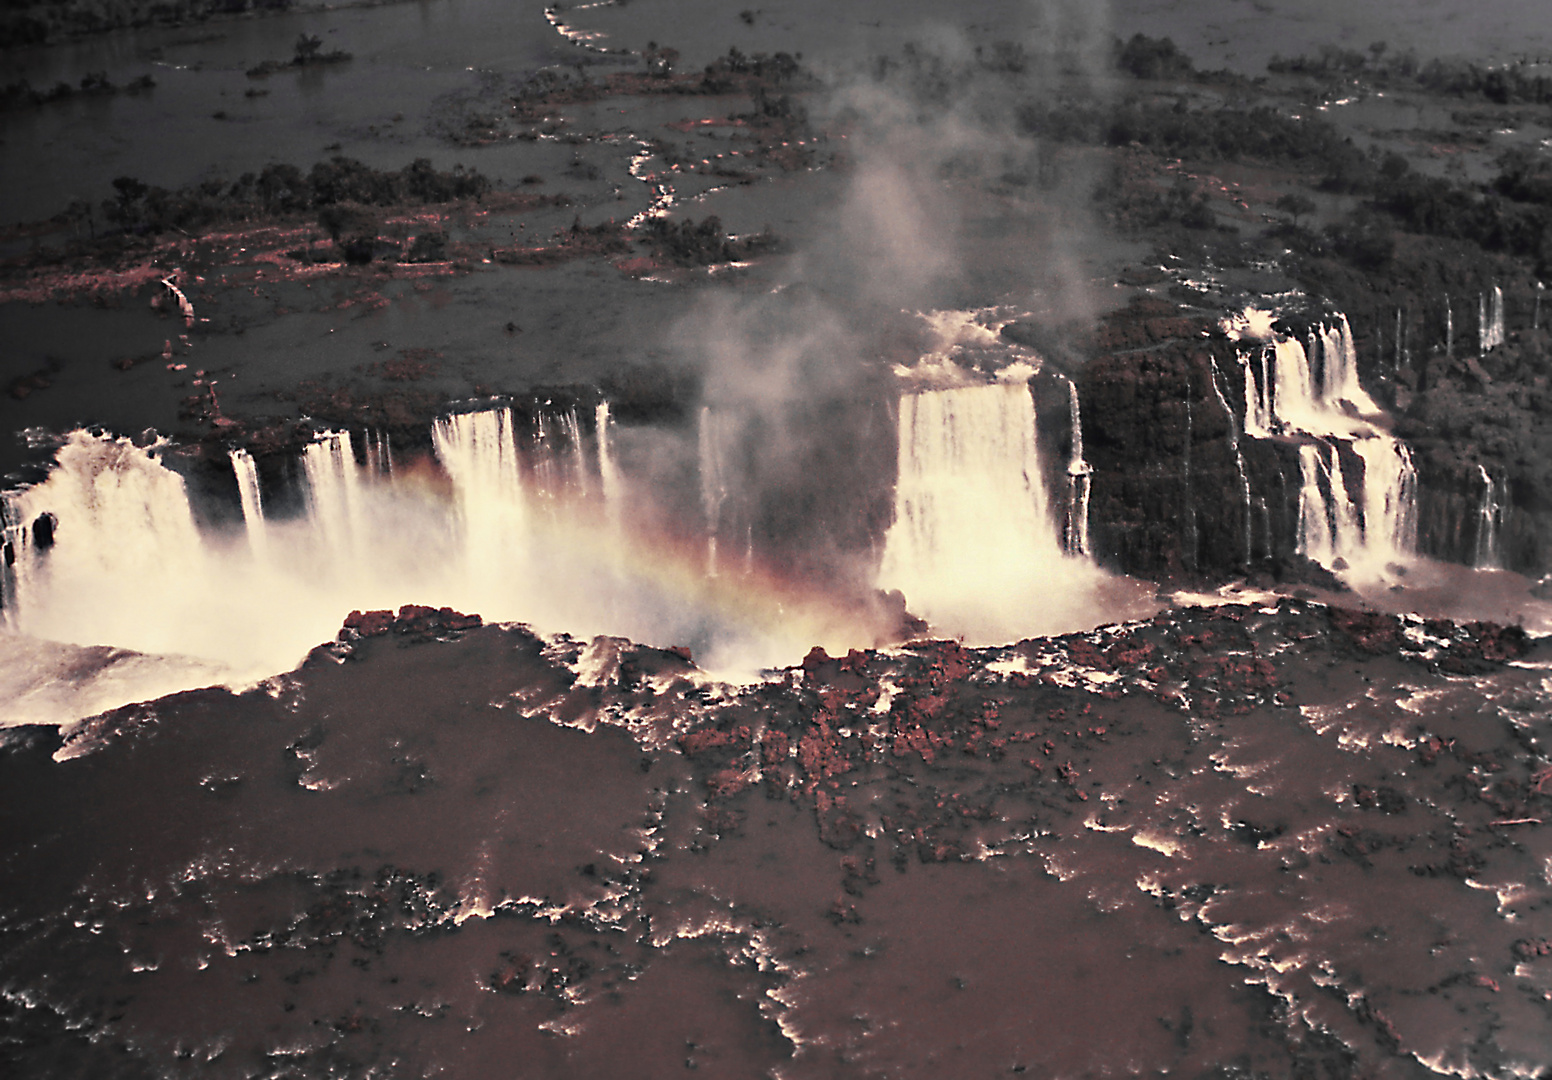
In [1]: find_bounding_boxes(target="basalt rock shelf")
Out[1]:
[1,600,1548,1079]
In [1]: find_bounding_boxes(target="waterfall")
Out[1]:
[596,402,623,522]
[1241,346,1273,438]
[697,407,731,577]
[1182,390,1198,568]
[1353,438,1417,561]
[878,378,1088,644]
[1318,316,1383,416]
[6,402,910,728]
[1271,337,1323,431]
[1473,464,1503,569]
[560,407,590,497]
[229,448,268,561]
[1064,379,1092,557]
[433,408,529,588]
[1208,356,1254,564]
[1446,296,1455,358]
[1231,311,1418,581]
[0,432,209,656]
[531,413,560,500]
[1297,445,1334,567]
[364,431,393,476]
[1479,286,1505,353]
[528,408,593,503]
[1297,443,1362,569]
[302,431,368,565]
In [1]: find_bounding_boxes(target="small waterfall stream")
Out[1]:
[1474,464,1504,569]
[697,406,732,578]
[1479,286,1505,354]
[596,402,624,524]
[1064,378,1092,558]
[229,448,268,562]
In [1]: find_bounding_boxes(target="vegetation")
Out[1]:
[643,215,779,267]
[1270,45,1552,104]
[246,34,352,78]
[1274,193,1316,227]
[93,157,491,237]
[1,0,295,48]
[1114,34,1197,81]
[2,72,155,110]
[1019,86,1552,274]
[1020,99,1372,188]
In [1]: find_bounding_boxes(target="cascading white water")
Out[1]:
[531,407,589,500]
[302,431,368,566]
[1297,444,1335,567]
[1474,464,1503,569]
[697,406,732,577]
[1297,443,1362,570]
[1241,345,1274,439]
[229,448,268,562]
[1479,286,1505,353]
[565,408,591,497]
[878,377,1099,644]
[1064,378,1092,558]
[433,408,530,592]
[1228,309,1417,581]
[1,433,210,657]
[0,428,430,703]
[1353,438,1418,561]
[596,402,623,523]
[3,403,906,727]
[364,430,393,476]
[1319,316,1384,416]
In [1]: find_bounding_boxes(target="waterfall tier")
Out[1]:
[878,379,1102,645]
[1235,314,1417,580]
[1,406,906,727]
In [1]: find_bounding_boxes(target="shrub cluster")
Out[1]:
[1,0,293,48]
[92,157,490,236]
[2,71,155,109]
[1114,34,1197,81]
[643,215,778,266]
[1021,100,1370,186]
[1270,45,1552,105]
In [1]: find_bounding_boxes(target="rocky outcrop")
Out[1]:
[1075,298,1307,583]
[340,604,483,642]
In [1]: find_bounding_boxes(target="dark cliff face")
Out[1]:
[1075,298,1307,584]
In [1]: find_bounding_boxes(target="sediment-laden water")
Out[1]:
[1,601,1547,1077]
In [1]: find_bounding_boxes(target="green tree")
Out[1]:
[1275,192,1317,227]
